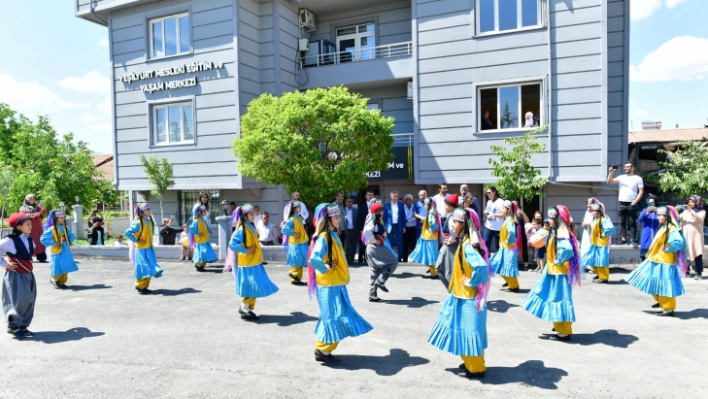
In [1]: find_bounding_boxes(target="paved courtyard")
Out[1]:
[1,258,706,398]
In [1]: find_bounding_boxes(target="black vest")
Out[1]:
[7,235,34,261]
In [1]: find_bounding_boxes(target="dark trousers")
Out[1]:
[345,229,358,262]
[694,255,703,276]
[403,227,417,262]
[519,230,529,266]
[618,202,637,243]
[387,224,404,261]
[484,229,500,253]
[260,241,274,246]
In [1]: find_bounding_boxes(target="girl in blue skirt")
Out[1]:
[490,200,522,292]
[582,202,616,283]
[227,204,278,320]
[125,203,163,294]
[41,210,79,288]
[626,206,687,317]
[409,198,442,278]
[429,208,492,379]
[282,201,309,285]
[521,205,582,341]
[309,203,373,363]
[190,205,218,272]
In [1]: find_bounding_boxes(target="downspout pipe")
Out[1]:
[546,0,553,181]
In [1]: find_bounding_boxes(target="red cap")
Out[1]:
[370,202,383,214]
[8,213,30,228]
[444,194,459,207]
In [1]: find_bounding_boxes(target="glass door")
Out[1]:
[336,23,375,63]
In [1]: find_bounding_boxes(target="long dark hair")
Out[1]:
[197,192,210,210]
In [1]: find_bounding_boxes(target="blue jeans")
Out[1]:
[484,229,500,253]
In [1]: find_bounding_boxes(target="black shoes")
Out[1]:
[9,328,34,338]
[593,279,608,284]
[135,287,151,294]
[314,349,340,363]
[49,279,61,288]
[501,283,508,288]
[465,371,485,379]
[194,264,205,272]
[656,311,674,317]
[593,275,600,280]
[369,296,382,303]
[376,281,389,293]
[549,334,571,342]
[239,308,259,320]
[651,303,661,308]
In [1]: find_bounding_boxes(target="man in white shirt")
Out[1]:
[257,212,277,246]
[384,191,406,262]
[607,162,644,246]
[433,183,450,219]
[253,206,261,226]
[483,186,505,253]
[283,191,309,225]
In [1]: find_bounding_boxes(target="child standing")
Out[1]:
[1,214,37,338]
[428,208,491,379]
[190,205,218,271]
[490,200,522,292]
[113,234,127,246]
[582,202,616,283]
[528,218,547,273]
[409,198,442,278]
[40,210,79,288]
[227,204,278,320]
[125,203,163,294]
[179,225,191,260]
[282,201,309,285]
[309,203,373,363]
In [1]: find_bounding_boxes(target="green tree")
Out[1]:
[652,140,708,199]
[500,103,517,129]
[0,163,14,235]
[487,126,550,205]
[233,86,395,204]
[0,103,118,213]
[140,155,175,221]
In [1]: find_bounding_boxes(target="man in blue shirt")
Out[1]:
[413,189,427,240]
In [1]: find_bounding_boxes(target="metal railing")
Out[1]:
[300,41,413,69]
[392,133,413,147]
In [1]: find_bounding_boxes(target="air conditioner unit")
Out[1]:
[298,38,310,52]
[299,9,316,31]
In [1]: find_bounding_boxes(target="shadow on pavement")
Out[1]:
[64,284,112,291]
[499,288,530,294]
[256,312,318,327]
[605,280,628,285]
[383,296,439,308]
[539,329,638,348]
[26,327,105,344]
[487,300,520,313]
[609,267,632,275]
[445,360,567,389]
[391,272,424,280]
[674,309,708,320]
[321,348,429,376]
[150,288,202,296]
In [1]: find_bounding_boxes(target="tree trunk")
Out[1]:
[159,195,165,229]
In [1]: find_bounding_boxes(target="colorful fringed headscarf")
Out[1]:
[189,205,207,250]
[129,203,151,264]
[427,198,445,246]
[661,206,690,276]
[44,210,65,230]
[549,205,583,287]
[306,203,330,299]
[466,208,493,311]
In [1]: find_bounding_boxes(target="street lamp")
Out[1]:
[220,200,229,216]
[59,202,66,214]
[75,196,80,205]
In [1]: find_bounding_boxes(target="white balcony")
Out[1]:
[299,41,413,68]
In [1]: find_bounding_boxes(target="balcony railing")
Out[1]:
[392,133,413,147]
[300,41,412,69]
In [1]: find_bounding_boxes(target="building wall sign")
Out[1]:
[118,61,225,93]
[367,147,413,180]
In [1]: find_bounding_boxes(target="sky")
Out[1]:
[0,1,707,155]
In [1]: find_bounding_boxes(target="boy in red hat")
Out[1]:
[362,200,398,302]
[0,213,38,338]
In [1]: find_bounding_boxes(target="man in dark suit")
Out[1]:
[357,189,375,263]
[343,196,360,263]
[384,191,406,262]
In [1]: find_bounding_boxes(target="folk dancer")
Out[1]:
[490,200,522,292]
[582,202,616,283]
[1,214,38,338]
[521,205,582,341]
[409,198,443,278]
[362,201,398,302]
[282,201,309,285]
[40,210,79,288]
[308,204,373,363]
[190,205,218,272]
[125,203,163,294]
[626,206,688,317]
[435,194,459,289]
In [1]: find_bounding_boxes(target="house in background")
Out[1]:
[75,0,630,226]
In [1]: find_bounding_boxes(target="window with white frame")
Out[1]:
[150,13,191,58]
[478,82,542,131]
[153,102,194,145]
[336,23,375,62]
[478,0,540,34]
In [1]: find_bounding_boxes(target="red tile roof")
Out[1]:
[629,127,708,144]
[93,154,114,182]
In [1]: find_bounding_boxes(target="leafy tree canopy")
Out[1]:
[0,103,118,214]
[140,154,175,222]
[233,86,395,204]
[651,139,708,199]
[487,126,550,203]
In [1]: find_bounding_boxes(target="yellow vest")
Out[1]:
[647,224,677,265]
[449,238,478,299]
[194,218,209,244]
[499,217,515,250]
[315,231,350,287]
[288,216,308,245]
[134,218,153,250]
[590,217,610,247]
[50,225,70,255]
[546,227,569,275]
[237,224,263,267]
[421,214,439,241]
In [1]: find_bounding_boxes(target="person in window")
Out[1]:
[534,110,541,127]
[481,110,494,130]
[524,112,535,128]
[87,210,106,246]
[159,217,182,245]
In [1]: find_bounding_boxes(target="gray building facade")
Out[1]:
[76,0,629,226]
